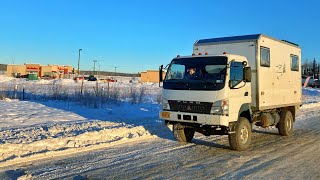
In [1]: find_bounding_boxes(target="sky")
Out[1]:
[0,0,319,73]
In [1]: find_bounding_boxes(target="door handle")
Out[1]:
[244,92,249,96]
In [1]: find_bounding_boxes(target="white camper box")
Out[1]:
[193,34,302,110]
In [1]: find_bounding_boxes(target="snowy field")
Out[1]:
[0,76,163,164]
[0,76,320,179]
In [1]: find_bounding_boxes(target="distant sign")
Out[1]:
[26,66,39,71]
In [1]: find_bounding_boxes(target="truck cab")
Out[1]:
[160,53,252,150]
[161,54,251,126]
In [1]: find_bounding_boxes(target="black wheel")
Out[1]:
[278,110,293,136]
[228,117,252,151]
[173,123,195,142]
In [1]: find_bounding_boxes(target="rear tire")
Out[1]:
[173,123,195,142]
[278,110,293,136]
[228,117,252,151]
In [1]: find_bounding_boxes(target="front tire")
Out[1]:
[228,117,252,151]
[173,123,195,142]
[278,110,293,136]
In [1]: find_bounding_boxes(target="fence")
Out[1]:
[0,80,161,108]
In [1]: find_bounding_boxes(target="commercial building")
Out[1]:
[140,70,166,83]
[6,64,73,79]
[6,64,27,77]
[40,65,58,78]
[26,64,41,80]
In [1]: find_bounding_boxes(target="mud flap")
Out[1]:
[228,121,237,134]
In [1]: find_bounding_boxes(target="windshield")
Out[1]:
[164,56,228,91]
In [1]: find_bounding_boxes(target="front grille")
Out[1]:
[168,100,212,114]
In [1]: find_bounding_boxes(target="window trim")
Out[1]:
[290,54,299,71]
[260,46,270,67]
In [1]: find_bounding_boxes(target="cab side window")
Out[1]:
[260,47,270,67]
[230,61,244,87]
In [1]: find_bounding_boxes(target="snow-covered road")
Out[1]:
[1,103,320,179]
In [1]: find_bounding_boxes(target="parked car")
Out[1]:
[88,75,97,81]
[41,75,54,80]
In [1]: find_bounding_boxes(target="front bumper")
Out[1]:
[159,111,229,127]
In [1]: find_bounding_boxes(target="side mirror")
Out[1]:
[159,65,163,82]
[244,67,251,82]
[159,65,163,84]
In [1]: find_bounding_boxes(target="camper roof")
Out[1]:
[195,34,299,47]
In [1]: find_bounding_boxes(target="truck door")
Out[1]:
[228,61,252,122]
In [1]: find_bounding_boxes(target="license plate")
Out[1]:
[161,112,170,119]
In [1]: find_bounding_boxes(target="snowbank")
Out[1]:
[302,87,320,104]
[0,100,86,128]
[301,102,320,109]
[0,99,158,164]
[0,121,151,162]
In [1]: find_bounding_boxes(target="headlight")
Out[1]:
[162,98,170,110]
[211,99,229,116]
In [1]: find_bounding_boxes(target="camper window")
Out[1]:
[260,47,270,67]
[290,55,299,71]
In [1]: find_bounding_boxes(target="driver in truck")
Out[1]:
[185,67,198,79]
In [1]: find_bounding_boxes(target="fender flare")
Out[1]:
[238,103,252,122]
[229,103,252,132]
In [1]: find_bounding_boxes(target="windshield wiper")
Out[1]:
[200,80,219,86]
[173,81,189,86]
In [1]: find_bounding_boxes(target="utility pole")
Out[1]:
[313,58,316,78]
[318,61,320,79]
[93,60,97,75]
[114,66,117,75]
[98,64,101,79]
[77,48,82,77]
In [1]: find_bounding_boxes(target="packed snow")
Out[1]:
[0,100,86,128]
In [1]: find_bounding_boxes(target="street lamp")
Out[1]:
[77,48,82,77]
[93,60,97,75]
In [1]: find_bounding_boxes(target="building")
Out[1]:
[40,65,58,78]
[58,66,65,78]
[26,64,41,80]
[6,64,27,77]
[140,70,166,83]
[63,65,72,79]
[6,63,74,79]
[0,64,7,75]
[26,64,40,75]
[64,65,72,74]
